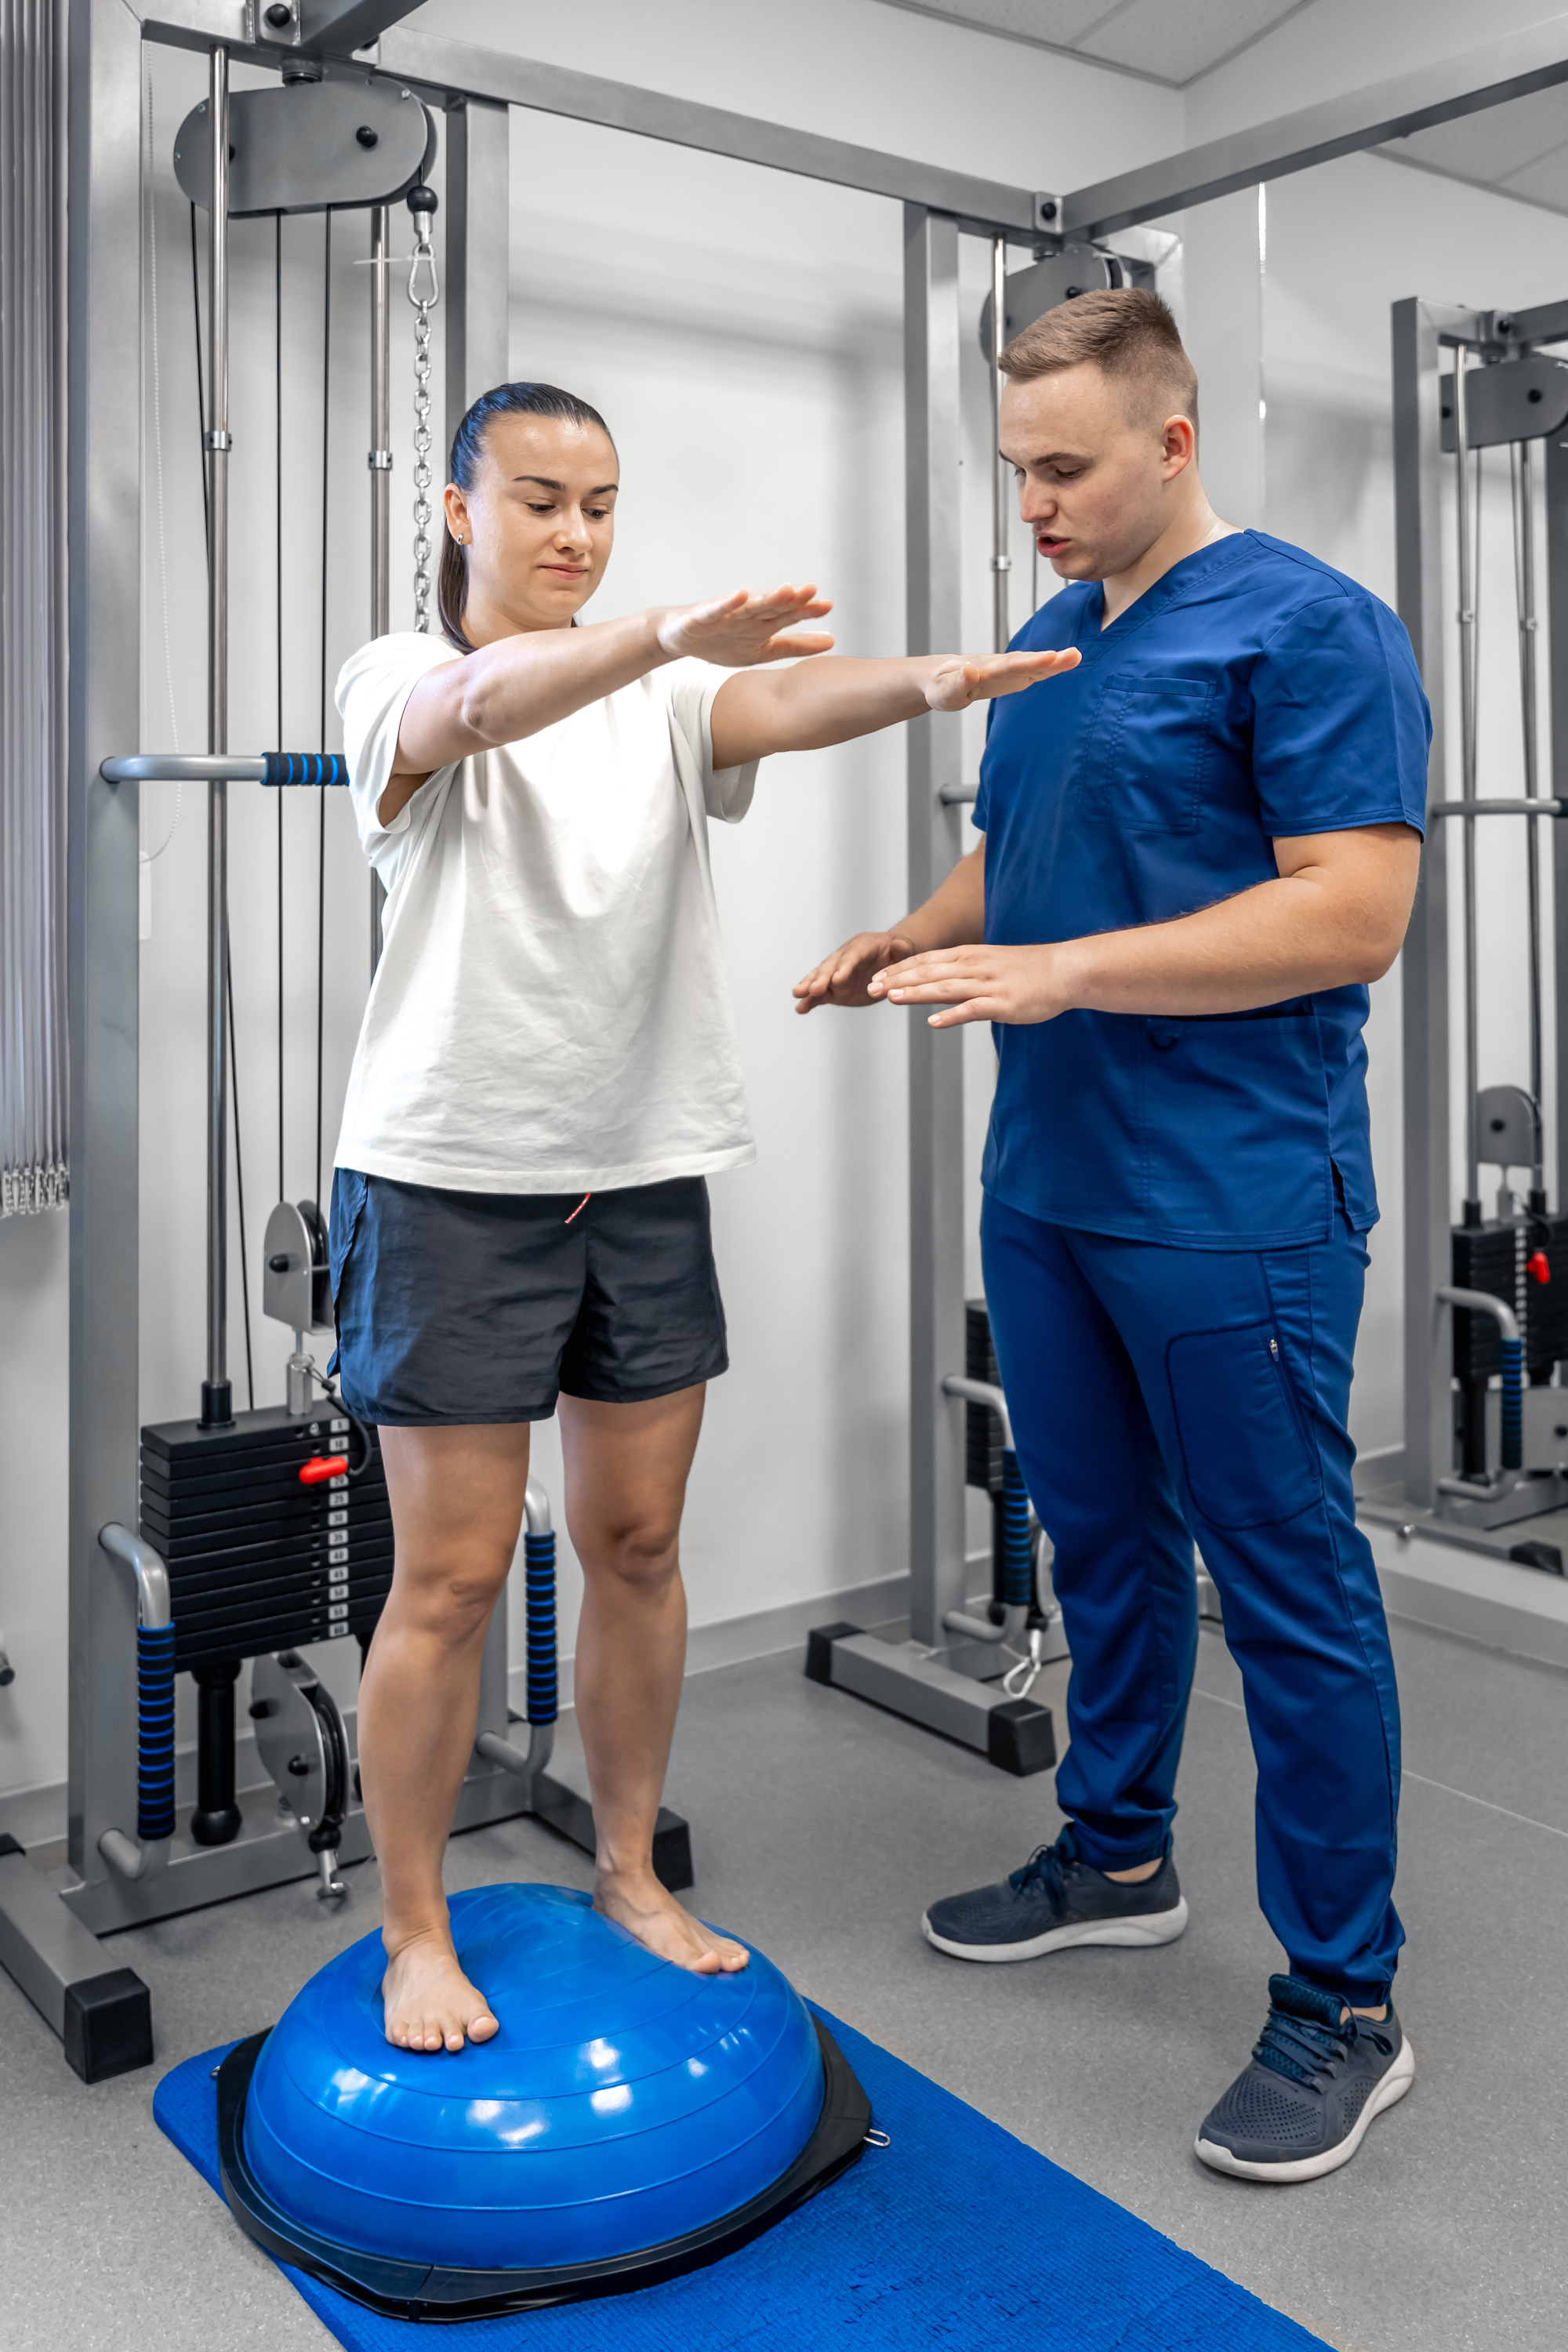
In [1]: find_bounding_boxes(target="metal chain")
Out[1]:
[407,217,440,632]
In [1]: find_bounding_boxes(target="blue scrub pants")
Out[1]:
[982,1194,1404,2007]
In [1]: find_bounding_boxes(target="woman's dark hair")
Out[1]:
[437,382,615,650]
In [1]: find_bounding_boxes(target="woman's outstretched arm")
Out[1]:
[381,584,834,823]
[709,646,1080,769]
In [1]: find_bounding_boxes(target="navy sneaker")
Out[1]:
[1195,1974,1414,2182]
[921,1826,1188,1962]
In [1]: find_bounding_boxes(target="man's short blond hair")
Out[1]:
[1000,286,1199,437]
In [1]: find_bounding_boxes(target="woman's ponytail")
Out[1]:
[437,527,471,652]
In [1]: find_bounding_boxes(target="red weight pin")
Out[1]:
[299,1454,350,1485]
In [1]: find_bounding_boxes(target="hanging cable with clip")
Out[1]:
[405,183,441,632]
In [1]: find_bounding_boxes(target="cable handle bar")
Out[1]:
[102,753,348,787]
[1430,797,1566,817]
[1437,1284,1523,1475]
[939,1376,1034,1646]
[98,1524,176,1874]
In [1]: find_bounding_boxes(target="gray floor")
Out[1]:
[4,1612,1566,2352]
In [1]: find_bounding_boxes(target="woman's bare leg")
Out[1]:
[559,1385,747,1974]
[360,1422,532,2051]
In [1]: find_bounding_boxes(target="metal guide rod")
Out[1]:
[1512,434,1544,1172]
[368,201,390,974]
[990,234,1010,654]
[203,42,231,1425]
[1454,340,1481,1217]
[903,205,967,1647]
[368,206,390,633]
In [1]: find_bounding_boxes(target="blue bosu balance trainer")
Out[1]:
[216,1882,872,2322]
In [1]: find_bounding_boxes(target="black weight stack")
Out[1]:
[139,1406,395,1842]
[1524,1213,1568,1377]
[1451,1221,1523,1476]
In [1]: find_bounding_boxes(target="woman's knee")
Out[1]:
[579,1514,682,1592]
[390,1544,512,1641]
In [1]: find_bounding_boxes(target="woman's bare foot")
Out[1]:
[594,1867,750,1973]
[380,1925,500,2053]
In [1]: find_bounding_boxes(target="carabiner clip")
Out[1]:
[407,238,439,310]
[1002,1624,1047,1701]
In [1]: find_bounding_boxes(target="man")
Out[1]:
[795,289,1428,2183]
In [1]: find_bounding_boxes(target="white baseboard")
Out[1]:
[0,1568,914,1853]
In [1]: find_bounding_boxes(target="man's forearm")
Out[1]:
[1058,872,1397,1015]
[872,826,1421,1029]
[901,846,985,953]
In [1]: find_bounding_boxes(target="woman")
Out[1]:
[332,380,1077,2056]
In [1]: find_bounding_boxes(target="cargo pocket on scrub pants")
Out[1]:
[1167,1321,1319,1530]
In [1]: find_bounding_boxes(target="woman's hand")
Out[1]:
[655,585,836,667]
[793,930,917,1014]
[921,646,1080,710]
[869,942,1080,1028]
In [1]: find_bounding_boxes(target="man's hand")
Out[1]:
[922,647,1080,710]
[866,823,1423,1031]
[654,584,835,667]
[793,931,917,1014]
[869,943,1072,1028]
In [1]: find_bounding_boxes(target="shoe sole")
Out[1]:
[1192,2035,1416,2184]
[920,1896,1189,1962]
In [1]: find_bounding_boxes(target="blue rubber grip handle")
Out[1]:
[524,1530,558,1726]
[260,752,350,788]
[136,1621,177,1842]
[1499,1334,1523,1472]
[999,1450,1035,1610]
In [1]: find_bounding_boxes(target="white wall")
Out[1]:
[0,0,1181,1814]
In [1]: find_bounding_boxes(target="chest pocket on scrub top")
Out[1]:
[1083,673,1216,834]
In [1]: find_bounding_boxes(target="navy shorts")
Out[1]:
[328,1169,728,1426]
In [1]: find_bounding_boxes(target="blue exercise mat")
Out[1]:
[155,2005,1329,2350]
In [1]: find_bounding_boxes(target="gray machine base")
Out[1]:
[1361,1488,1568,1577]
[1360,1493,1568,1670]
[0,1756,690,2082]
[806,1623,1060,1775]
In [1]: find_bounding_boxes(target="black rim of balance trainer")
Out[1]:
[216,2015,872,2324]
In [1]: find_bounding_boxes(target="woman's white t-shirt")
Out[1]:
[332,633,760,1194]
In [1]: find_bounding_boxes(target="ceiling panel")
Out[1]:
[1378,88,1568,185]
[903,0,1112,38]
[876,0,1315,89]
[1494,145,1568,215]
[1080,0,1308,86]
[1377,85,1568,220]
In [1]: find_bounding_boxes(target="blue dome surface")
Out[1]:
[242,1883,826,2271]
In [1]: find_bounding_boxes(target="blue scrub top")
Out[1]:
[973,530,1430,1250]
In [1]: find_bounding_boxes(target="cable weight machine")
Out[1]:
[0,17,695,2085]
[1366,298,1568,1572]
